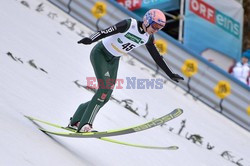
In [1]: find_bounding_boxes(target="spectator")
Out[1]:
[228,59,236,74]
[248,73,250,86]
[231,49,250,85]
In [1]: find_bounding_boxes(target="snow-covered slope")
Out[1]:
[0,0,249,166]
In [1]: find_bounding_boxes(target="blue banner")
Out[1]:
[183,0,243,61]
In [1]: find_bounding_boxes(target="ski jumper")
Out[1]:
[71,18,175,131]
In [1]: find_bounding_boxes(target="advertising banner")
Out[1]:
[184,0,243,60]
[116,0,180,17]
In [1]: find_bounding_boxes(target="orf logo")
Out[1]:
[117,0,142,11]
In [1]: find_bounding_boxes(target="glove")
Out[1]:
[77,37,92,45]
[170,73,184,83]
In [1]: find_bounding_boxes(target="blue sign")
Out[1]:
[183,0,243,61]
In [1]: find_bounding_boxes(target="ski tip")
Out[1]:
[24,115,32,119]
[24,115,37,122]
[175,108,183,112]
[165,146,179,150]
[173,146,179,149]
[39,128,46,132]
[39,128,53,134]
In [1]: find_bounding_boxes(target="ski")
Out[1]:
[62,126,178,150]
[25,108,183,139]
[26,115,178,150]
[99,137,178,150]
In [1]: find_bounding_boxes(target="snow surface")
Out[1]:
[0,0,249,166]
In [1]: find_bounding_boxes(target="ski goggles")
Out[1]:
[150,21,164,31]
